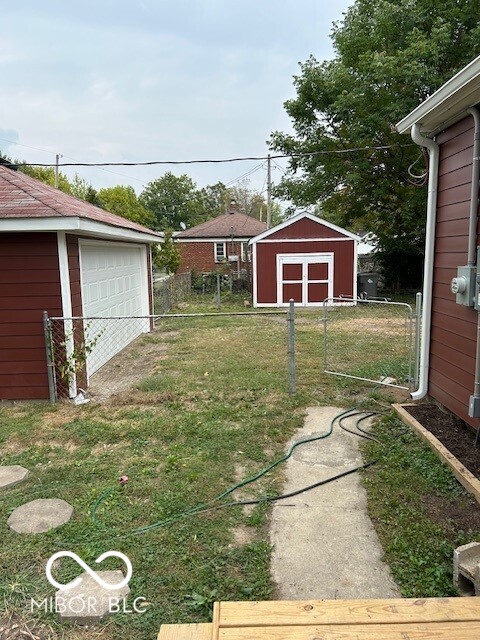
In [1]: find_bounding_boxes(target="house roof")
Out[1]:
[175,204,267,239]
[0,165,162,243]
[249,211,361,244]
[396,55,480,135]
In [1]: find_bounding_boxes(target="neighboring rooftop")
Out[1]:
[175,203,267,239]
[0,165,161,239]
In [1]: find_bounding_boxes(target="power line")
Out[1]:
[13,143,415,168]
[225,162,264,187]
[0,136,146,185]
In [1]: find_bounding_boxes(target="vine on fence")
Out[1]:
[54,321,104,385]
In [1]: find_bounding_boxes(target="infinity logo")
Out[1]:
[46,551,133,591]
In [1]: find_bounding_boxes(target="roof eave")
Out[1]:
[396,55,480,135]
[0,216,163,243]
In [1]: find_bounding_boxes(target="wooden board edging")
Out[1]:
[392,403,480,504]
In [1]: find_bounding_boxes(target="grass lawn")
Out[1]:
[0,293,478,639]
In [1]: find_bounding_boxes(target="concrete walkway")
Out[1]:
[270,406,400,599]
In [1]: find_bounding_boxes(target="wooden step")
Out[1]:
[158,622,212,640]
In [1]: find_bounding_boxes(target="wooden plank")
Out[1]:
[217,597,480,627]
[393,404,480,504]
[158,623,213,640]
[211,601,221,640]
[217,621,480,639]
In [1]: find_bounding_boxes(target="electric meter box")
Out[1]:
[451,265,476,306]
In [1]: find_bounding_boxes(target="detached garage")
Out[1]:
[0,164,161,401]
[249,212,360,307]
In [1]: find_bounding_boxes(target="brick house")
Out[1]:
[175,203,267,274]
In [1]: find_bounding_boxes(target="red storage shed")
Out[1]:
[249,212,360,307]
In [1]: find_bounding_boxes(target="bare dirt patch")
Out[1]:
[87,330,175,402]
[406,403,480,477]
[420,491,480,532]
[231,524,256,547]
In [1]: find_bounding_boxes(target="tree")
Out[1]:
[19,165,73,194]
[155,229,181,274]
[98,185,155,228]
[229,179,266,220]
[270,0,480,281]
[70,173,100,205]
[200,181,230,217]
[140,172,206,231]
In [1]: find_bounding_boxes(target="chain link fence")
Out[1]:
[323,297,417,390]
[46,315,153,399]
[154,272,192,314]
[44,305,293,401]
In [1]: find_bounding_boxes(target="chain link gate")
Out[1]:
[323,297,417,390]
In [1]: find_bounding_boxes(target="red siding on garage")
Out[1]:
[255,240,354,304]
[66,235,82,316]
[430,115,479,429]
[0,232,62,400]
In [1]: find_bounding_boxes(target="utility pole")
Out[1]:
[266,153,272,229]
[54,154,61,189]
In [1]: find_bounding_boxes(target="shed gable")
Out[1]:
[266,217,347,240]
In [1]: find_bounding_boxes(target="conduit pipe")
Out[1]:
[467,107,480,417]
[467,107,480,267]
[410,123,440,400]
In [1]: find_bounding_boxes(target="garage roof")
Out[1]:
[0,165,162,242]
[396,55,480,135]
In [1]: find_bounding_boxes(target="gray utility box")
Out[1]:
[357,272,379,299]
[451,265,476,306]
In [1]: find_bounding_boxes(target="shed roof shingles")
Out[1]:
[0,166,158,236]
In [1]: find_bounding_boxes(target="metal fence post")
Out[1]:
[43,311,57,403]
[216,273,221,310]
[288,299,296,395]
[414,291,422,390]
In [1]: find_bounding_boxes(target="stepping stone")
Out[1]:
[7,498,73,534]
[0,465,29,490]
[55,570,130,624]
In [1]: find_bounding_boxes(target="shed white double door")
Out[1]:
[277,253,333,306]
[80,241,150,377]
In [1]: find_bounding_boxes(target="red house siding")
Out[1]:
[177,240,250,274]
[255,240,355,304]
[0,232,62,400]
[430,115,479,429]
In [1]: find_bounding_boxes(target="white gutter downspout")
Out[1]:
[466,107,480,267]
[410,123,440,400]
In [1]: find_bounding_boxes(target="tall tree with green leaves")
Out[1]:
[155,229,181,274]
[70,173,100,205]
[140,172,206,231]
[19,165,73,194]
[270,0,480,284]
[200,181,230,217]
[98,185,155,227]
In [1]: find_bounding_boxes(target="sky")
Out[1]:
[0,0,353,204]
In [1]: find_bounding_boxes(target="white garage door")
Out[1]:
[80,241,150,377]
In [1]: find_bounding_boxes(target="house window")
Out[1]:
[214,242,226,262]
[241,242,251,262]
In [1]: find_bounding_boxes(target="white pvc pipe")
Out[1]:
[410,124,440,400]
[466,107,480,267]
